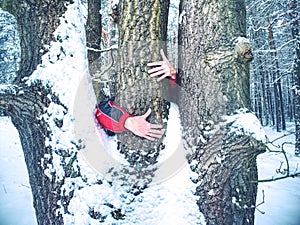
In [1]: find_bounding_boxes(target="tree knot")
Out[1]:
[233,37,253,64]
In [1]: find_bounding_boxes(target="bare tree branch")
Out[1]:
[257,172,300,183]
[92,51,115,81]
[256,138,299,183]
[87,45,118,53]
[255,190,265,215]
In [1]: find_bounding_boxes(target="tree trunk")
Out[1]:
[4,0,70,83]
[0,84,66,224]
[111,0,170,188]
[85,0,105,102]
[288,0,300,156]
[1,0,150,223]
[178,0,265,224]
[266,69,275,126]
[259,58,267,126]
[86,0,101,64]
[0,8,20,84]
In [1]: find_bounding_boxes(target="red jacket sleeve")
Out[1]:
[169,73,177,89]
[95,100,132,132]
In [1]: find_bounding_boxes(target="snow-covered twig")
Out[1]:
[267,132,295,149]
[87,44,118,53]
[257,172,300,183]
[91,46,117,81]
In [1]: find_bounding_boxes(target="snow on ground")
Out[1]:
[1,116,300,224]
[0,113,205,225]
[255,125,300,225]
[0,116,37,225]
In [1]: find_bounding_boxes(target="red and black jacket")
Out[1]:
[95,98,132,135]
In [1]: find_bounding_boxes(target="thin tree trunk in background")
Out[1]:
[266,69,275,126]
[268,17,286,131]
[86,0,101,64]
[259,57,268,126]
[178,0,265,224]
[253,79,261,123]
[287,79,294,122]
[288,0,300,156]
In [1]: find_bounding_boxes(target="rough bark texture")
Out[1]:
[111,0,170,188]
[0,8,20,84]
[178,0,265,224]
[0,1,75,224]
[85,0,104,102]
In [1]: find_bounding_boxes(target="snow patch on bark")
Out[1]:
[21,0,90,203]
[225,108,266,142]
[0,8,20,84]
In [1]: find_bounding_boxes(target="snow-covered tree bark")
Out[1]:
[178,0,265,224]
[0,84,65,224]
[0,1,186,224]
[0,8,20,84]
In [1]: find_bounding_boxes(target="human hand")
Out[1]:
[147,49,176,82]
[124,108,164,141]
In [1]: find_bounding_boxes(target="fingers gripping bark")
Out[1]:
[147,49,176,82]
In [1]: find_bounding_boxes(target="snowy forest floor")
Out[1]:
[0,116,300,225]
